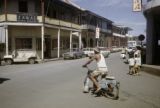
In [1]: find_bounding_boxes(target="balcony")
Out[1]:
[0,13,41,23]
[81,24,112,34]
[147,0,152,2]
[0,13,81,30]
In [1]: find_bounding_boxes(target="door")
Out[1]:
[44,36,51,58]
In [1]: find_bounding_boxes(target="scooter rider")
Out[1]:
[82,47,108,93]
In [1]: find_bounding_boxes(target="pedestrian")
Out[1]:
[134,54,141,75]
[128,52,135,75]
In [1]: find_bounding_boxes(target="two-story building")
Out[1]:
[0,0,130,61]
[81,10,113,48]
[112,25,130,47]
[0,0,82,60]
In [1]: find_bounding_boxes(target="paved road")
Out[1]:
[0,53,160,108]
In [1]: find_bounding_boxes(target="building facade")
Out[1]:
[112,25,129,47]
[0,0,129,61]
[81,10,113,48]
[0,0,82,60]
[144,0,160,65]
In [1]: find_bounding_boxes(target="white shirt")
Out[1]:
[97,54,108,71]
[135,57,141,66]
[129,58,135,66]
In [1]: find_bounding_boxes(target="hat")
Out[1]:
[94,48,100,53]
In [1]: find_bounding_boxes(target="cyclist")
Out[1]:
[82,48,108,93]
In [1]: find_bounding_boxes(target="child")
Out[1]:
[128,52,135,75]
[134,54,141,75]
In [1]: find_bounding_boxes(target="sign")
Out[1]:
[72,32,79,37]
[17,13,38,23]
[138,34,145,41]
[133,0,142,12]
[96,27,100,39]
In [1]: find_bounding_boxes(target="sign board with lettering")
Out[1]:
[96,27,100,39]
[17,13,38,23]
[133,0,142,12]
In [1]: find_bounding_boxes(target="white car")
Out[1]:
[82,48,94,57]
[3,49,40,65]
[99,47,110,58]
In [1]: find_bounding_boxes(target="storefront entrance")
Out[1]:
[44,36,51,58]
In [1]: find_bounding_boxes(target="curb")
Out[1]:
[141,65,160,76]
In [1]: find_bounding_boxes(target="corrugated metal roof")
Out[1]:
[60,0,85,10]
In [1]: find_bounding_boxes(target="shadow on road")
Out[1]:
[0,78,10,84]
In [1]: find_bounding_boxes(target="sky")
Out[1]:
[71,0,147,36]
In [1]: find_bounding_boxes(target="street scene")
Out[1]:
[0,53,160,108]
[0,0,160,108]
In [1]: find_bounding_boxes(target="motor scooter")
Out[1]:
[83,66,120,100]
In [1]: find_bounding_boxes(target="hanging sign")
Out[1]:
[96,27,100,39]
[133,0,142,12]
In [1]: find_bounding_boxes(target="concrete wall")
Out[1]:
[145,0,160,10]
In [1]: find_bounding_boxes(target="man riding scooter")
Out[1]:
[82,48,110,93]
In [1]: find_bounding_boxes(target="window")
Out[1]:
[15,38,32,49]
[19,1,28,13]
[0,43,5,52]
[52,39,57,50]
[0,0,3,14]
[36,38,41,50]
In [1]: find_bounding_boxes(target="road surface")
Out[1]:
[0,53,160,108]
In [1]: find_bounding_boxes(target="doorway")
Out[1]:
[44,36,51,58]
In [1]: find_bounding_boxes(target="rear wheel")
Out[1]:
[5,59,12,65]
[28,58,35,64]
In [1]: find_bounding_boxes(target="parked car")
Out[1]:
[126,47,136,54]
[82,48,94,57]
[3,49,39,65]
[99,47,110,58]
[63,48,85,59]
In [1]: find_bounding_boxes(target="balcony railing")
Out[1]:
[81,24,112,33]
[0,14,81,29]
[147,0,152,2]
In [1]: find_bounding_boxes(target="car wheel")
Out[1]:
[5,59,12,65]
[28,58,35,64]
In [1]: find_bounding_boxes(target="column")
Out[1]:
[5,25,8,55]
[70,31,72,51]
[41,25,44,60]
[146,14,154,64]
[57,29,60,58]
[79,32,82,49]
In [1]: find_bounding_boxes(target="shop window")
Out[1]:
[19,1,28,13]
[0,43,5,52]
[36,38,41,50]
[0,0,3,14]
[15,38,32,49]
[52,39,58,50]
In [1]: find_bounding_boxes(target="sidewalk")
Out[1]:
[141,64,160,76]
